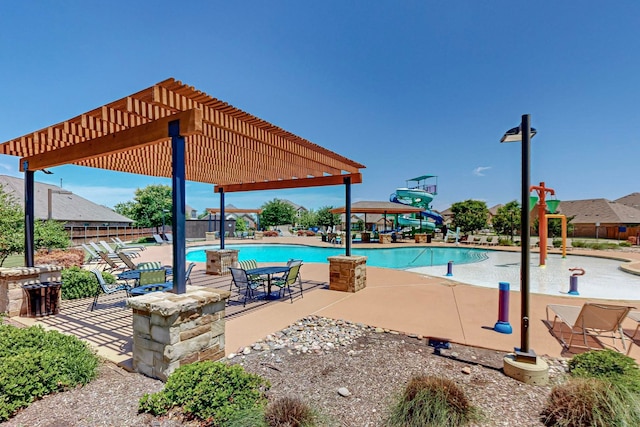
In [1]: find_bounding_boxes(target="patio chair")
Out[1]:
[117,252,138,270]
[546,302,635,352]
[112,237,146,251]
[164,233,173,243]
[153,234,165,245]
[229,267,266,307]
[100,240,139,258]
[90,269,132,311]
[627,311,640,341]
[90,241,119,259]
[272,260,303,303]
[81,243,101,263]
[97,251,126,273]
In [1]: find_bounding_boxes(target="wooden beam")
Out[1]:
[20,109,202,171]
[214,173,362,193]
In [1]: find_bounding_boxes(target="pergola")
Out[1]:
[331,201,425,232]
[0,78,365,293]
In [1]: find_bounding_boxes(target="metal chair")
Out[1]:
[272,260,303,303]
[90,269,132,311]
[229,267,266,307]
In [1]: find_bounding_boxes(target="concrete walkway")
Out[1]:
[15,237,640,368]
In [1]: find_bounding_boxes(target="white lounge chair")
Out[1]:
[546,302,635,352]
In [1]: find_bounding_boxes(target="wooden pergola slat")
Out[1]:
[0,78,364,190]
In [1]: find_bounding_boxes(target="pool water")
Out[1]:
[186,244,488,269]
[186,244,640,300]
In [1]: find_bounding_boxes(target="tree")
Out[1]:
[258,199,295,229]
[492,200,521,241]
[316,206,341,229]
[235,217,247,232]
[0,185,24,266]
[451,200,489,234]
[118,185,172,230]
[297,209,318,229]
[113,201,136,220]
[34,219,71,250]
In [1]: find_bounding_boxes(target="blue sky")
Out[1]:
[1,1,638,214]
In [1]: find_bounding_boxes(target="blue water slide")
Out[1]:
[421,210,444,225]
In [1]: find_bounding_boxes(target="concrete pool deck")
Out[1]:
[14,236,640,368]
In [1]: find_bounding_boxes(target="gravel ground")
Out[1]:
[2,316,568,427]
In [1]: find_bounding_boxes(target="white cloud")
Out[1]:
[473,166,491,176]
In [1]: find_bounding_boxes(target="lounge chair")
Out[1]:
[164,233,173,243]
[81,243,101,263]
[90,241,119,259]
[546,302,635,352]
[112,237,146,251]
[99,240,139,258]
[117,252,138,270]
[229,267,266,307]
[153,234,165,245]
[97,251,127,273]
[627,311,640,341]
[90,269,132,311]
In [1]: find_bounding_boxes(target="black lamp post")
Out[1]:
[501,114,538,363]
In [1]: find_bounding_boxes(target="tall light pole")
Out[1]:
[501,114,538,363]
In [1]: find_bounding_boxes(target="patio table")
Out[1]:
[246,266,289,300]
[117,267,173,282]
[130,282,173,296]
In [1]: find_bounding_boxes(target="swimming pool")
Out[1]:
[186,244,488,269]
[186,244,640,300]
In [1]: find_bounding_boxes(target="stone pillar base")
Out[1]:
[205,232,217,241]
[128,286,231,381]
[254,231,263,240]
[0,265,63,317]
[328,255,367,292]
[415,233,427,243]
[503,354,549,385]
[361,232,371,243]
[379,234,391,244]
[206,249,238,275]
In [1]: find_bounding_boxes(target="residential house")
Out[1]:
[554,198,640,239]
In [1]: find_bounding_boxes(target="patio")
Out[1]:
[14,238,640,369]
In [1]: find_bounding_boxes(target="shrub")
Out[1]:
[139,361,270,426]
[572,240,588,248]
[568,349,640,393]
[264,396,320,427]
[0,323,99,421]
[541,377,640,426]
[35,248,85,268]
[61,266,115,300]
[263,231,279,237]
[619,241,631,247]
[498,238,514,246]
[296,230,316,237]
[385,375,481,427]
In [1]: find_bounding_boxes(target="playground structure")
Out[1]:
[390,175,443,232]
[530,181,562,266]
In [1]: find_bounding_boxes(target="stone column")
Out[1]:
[0,265,63,317]
[205,249,239,275]
[128,286,231,381]
[415,233,427,243]
[328,255,367,292]
[205,232,217,241]
[379,234,392,244]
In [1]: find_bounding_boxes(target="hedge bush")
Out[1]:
[568,349,640,393]
[61,266,115,300]
[139,361,270,426]
[0,323,99,421]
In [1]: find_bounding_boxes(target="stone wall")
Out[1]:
[128,286,231,381]
[328,255,367,293]
[0,265,63,317]
[206,249,239,275]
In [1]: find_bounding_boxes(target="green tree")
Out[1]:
[258,199,295,228]
[451,199,489,234]
[297,209,318,229]
[120,185,172,230]
[492,200,521,241]
[0,185,24,266]
[113,200,136,219]
[34,219,71,250]
[235,217,247,232]
[316,206,341,229]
